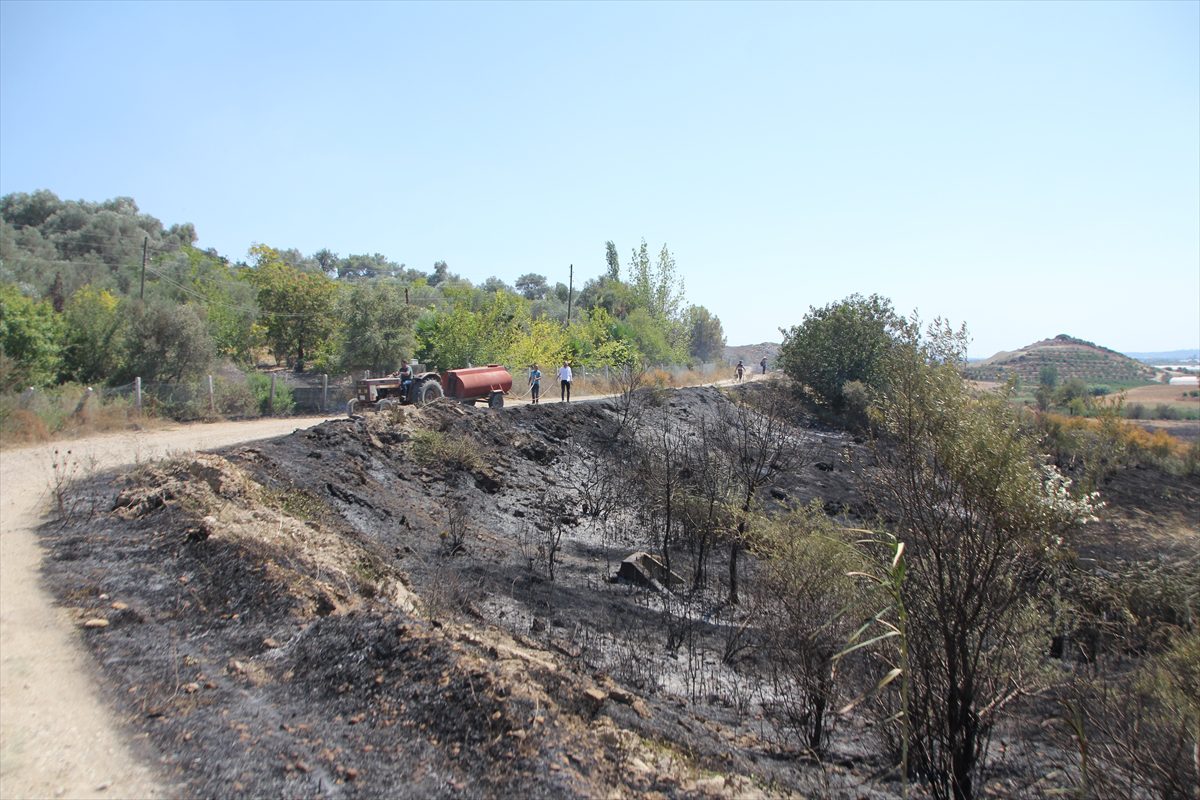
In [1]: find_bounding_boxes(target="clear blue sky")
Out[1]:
[2,0,1197,357]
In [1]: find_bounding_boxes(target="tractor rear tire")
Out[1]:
[416,379,444,406]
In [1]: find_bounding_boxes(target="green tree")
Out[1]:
[778,293,902,410]
[623,308,678,366]
[515,273,549,300]
[869,318,1099,800]
[686,305,725,363]
[428,260,451,286]
[0,282,62,389]
[248,245,339,370]
[506,317,569,373]
[118,300,215,383]
[604,240,621,281]
[416,296,485,371]
[335,283,419,374]
[578,276,639,318]
[59,286,124,384]
[154,247,258,364]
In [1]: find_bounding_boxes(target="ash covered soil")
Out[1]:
[38,383,1197,798]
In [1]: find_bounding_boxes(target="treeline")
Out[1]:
[0,190,726,391]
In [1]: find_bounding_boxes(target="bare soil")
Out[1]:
[0,416,339,799]
[8,384,1198,798]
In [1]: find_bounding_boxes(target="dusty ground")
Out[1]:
[0,416,339,800]
[6,379,1197,798]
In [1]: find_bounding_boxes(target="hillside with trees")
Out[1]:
[0,190,726,404]
[963,334,1158,388]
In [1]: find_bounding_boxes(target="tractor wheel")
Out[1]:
[416,379,445,406]
[346,398,359,417]
[378,397,399,412]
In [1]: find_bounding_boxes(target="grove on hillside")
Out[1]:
[0,191,726,397]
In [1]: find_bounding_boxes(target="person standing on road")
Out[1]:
[760,356,768,375]
[558,360,573,402]
[735,359,745,383]
[529,363,542,404]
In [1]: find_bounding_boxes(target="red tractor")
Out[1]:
[347,365,513,416]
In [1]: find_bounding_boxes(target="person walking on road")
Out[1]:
[558,360,573,402]
[735,359,745,383]
[529,363,542,404]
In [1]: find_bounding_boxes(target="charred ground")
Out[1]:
[38,382,1197,798]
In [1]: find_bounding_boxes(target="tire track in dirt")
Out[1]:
[0,416,338,800]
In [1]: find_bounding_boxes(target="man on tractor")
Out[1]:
[393,360,413,402]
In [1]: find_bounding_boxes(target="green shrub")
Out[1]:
[840,379,872,428]
[410,429,481,472]
[246,372,294,415]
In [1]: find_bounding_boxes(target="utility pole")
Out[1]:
[139,236,148,300]
[566,264,574,324]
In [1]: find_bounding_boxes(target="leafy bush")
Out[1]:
[755,501,870,753]
[778,293,902,410]
[246,372,294,416]
[0,283,62,390]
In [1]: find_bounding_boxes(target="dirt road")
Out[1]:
[0,416,338,800]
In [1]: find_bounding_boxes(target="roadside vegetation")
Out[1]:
[1,191,729,442]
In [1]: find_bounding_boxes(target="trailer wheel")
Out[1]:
[488,390,504,409]
[416,380,444,406]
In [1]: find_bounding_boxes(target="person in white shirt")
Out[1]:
[558,361,573,402]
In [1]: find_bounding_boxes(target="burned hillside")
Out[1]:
[38,382,1199,798]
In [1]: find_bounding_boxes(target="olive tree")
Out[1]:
[335,282,418,374]
[118,300,215,384]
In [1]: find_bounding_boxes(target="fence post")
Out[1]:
[135,377,142,414]
[269,373,276,416]
[208,375,215,416]
[322,374,328,413]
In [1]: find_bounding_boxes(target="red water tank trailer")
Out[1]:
[441,365,513,406]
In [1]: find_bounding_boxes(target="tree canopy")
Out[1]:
[778,293,902,410]
[0,191,727,390]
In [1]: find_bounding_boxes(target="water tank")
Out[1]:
[442,365,513,401]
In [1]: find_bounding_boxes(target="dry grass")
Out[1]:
[0,387,154,450]
[1121,382,1200,411]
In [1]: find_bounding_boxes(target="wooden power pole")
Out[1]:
[566,264,574,324]
[139,236,148,299]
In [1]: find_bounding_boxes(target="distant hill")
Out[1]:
[723,342,780,368]
[964,334,1158,387]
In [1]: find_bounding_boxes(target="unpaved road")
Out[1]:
[0,416,338,800]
